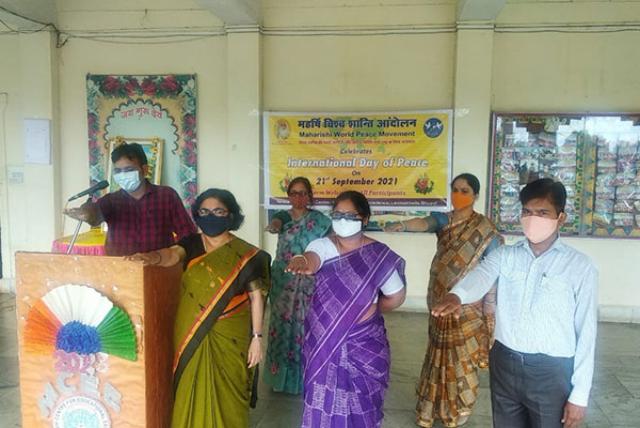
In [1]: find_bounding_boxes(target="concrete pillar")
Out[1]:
[225,28,262,245]
[452,27,495,213]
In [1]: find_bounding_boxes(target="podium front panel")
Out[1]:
[15,252,181,428]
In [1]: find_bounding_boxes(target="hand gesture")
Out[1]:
[384,222,405,232]
[63,207,89,222]
[285,255,313,275]
[431,293,462,319]
[125,252,161,266]
[265,224,280,234]
[265,219,282,234]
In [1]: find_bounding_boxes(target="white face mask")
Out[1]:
[114,170,142,193]
[332,219,362,238]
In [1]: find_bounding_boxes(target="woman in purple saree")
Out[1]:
[287,191,407,428]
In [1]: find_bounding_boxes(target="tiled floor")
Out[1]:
[1,292,639,427]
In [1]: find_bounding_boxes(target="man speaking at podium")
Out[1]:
[66,142,196,256]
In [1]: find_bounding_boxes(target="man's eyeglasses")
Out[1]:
[113,167,138,174]
[330,212,360,221]
[288,191,309,198]
[197,208,229,217]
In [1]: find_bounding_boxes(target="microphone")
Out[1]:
[68,180,109,202]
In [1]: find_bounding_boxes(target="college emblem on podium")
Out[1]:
[23,284,137,426]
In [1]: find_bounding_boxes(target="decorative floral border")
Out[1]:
[86,74,197,207]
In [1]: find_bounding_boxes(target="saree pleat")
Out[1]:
[416,213,501,428]
[172,309,252,428]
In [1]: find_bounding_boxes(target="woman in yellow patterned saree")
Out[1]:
[386,173,503,427]
[132,188,270,428]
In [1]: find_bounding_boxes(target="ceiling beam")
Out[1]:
[195,0,260,26]
[457,0,506,22]
[0,0,57,30]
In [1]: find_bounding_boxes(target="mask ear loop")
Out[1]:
[361,215,369,231]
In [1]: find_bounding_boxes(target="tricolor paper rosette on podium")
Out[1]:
[23,284,137,361]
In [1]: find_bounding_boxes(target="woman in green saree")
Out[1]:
[132,188,270,428]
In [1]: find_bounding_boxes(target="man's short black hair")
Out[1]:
[192,188,245,231]
[519,178,567,214]
[111,142,148,166]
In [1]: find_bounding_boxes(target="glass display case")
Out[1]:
[490,113,640,238]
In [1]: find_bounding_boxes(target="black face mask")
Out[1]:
[195,215,231,237]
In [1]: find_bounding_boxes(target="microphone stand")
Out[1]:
[66,218,84,255]
[65,197,88,255]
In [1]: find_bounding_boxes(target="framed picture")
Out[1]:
[87,74,198,207]
[106,137,164,193]
[490,113,640,239]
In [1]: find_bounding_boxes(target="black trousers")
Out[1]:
[489,341,574,428]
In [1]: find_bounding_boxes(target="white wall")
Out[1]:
[0,35,19,288]
[492,27,640,319]
[1,0,639,320]
[0,31,59,289]
[262,37,455,310]
[56,0,229,229]
[260,0,640,317]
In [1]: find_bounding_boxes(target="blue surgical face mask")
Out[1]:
[113,170,142,193]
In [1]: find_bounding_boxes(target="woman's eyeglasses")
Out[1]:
[197,208,229,217]
[330,212,360,221]
[288,191,309,198]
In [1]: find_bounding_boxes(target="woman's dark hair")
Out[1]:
[451,173,480,195]
[519,178,567,214]
[333,190,371,219]
[111,142,148,166]
[287,176,314,204]
[192,188,245,230]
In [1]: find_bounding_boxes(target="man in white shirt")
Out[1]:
[432,178,598,428]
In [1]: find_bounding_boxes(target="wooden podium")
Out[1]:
[15,252,182,428]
